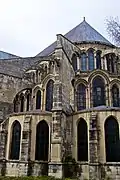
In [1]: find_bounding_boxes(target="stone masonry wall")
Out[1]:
[0,73,31,121]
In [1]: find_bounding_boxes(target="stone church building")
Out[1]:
[0,18,120,179]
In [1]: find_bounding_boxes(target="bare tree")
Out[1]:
[106,17,120,45]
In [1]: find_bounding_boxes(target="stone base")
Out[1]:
[48,162,63,178]
[1,160,120,179]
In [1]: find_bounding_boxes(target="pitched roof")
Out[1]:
[0,50,20,59]
[36,19,113,57]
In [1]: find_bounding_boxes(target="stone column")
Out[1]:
[94,52,96,69]
[89,112,100,180]
[77,56,80,70]
[0,128,7,176]
[20,116,31,176]
[104,56,107,71]
[49,78,63,178]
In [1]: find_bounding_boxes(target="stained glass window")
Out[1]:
[88,50,94,70]
[105,117,120,162]
[92,76,105,107]
[77,84,86,110]
[81,53,87,71]
[112,85,119,107]
[96,51,101,69]
[46,80,54,111]
[36,90,41,109]
[72,54,77,71]
[35,120,49,161]
[9,121,21,160]
[77,118,88,161]
[20,94,24,112]
[14,95,19,113]
[26,94,30,111]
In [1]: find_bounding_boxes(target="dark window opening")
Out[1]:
[106,54,115,73]
[77,84,86,110]
[81,53,87,71]
[14,95,19,113]
[20,95,24,112]
[105,117,120,162]
[36,90,41,109]
[72,54,77,72]
[35,120,49,161]
[26,94,30,111]
[112,85,119,107]
[92,76,105,107]
[77,119,88,161]
[88,50,94,70]
[9,121,21,160]
[96,51,101,69]
[46,80,54,111]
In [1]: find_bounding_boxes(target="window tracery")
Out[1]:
[77,84,86,110]
[81,53,87,71]
[88,49,94,70]
[92,76,105,107]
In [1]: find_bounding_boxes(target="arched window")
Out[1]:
[36,90,41,109]
[106,54,115,73]
[35,120,49,161]
[112,85,119,107]
[46,80,54,111]
[26,93,30,111]
[96,51,101,69]
[88,49,94,70]
[14,95,19,113]
[20,94,24,112]
[72,54,77,71]
[105,116,120,162]
[9,121,21,160]
[77,118,88,161]
[77,84,86,110]
[92,76,105,107]
[81,53,87,71]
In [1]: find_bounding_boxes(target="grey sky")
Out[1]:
[0,0,119,57]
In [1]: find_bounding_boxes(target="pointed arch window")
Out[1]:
[26,93,30,111]
[46,80,54,111]
[92,76,105,107]
[72,54,77,71]
[77,118,88,161]
[35,120,49,161]
[36,90,41,109]
[112,85,119,107]
[96,51,101,69]
[106,53,115,73]
[88,49,94,70]
[105,117,120,162]
[20,94,24,112]
[14,95,19,113]
[9,121,21,160]
[77,84,86,110]
[81,53,87,71]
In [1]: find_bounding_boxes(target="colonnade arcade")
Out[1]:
[72,50,118,73]
[8,116,120,163]
[13,79,54,113]
[76,75,120,111]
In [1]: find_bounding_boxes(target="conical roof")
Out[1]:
[37,19,113,57]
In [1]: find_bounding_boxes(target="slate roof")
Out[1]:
[0,50,19,59]
[36,19,113,57]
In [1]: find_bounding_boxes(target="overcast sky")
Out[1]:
[0,0,119,57]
